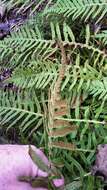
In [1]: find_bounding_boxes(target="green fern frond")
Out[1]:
[7,60,57,89]
[96,30,107,38]
[44,0,107,23]
[8,54,105,91]
[96,30,107,45]
[0,21,76,67]
[89,77,107,100]
[9,69,57,89]
[4,0,48,14]
[0,21,106,69]
[0,90,43,132]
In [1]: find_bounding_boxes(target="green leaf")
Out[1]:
[65,181,82,190]
[28,145,50,173]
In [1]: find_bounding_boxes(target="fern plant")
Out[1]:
[0,0,107,189]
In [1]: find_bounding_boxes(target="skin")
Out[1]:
[0,145,64,190]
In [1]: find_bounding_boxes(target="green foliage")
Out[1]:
[96,30,107,45]
[0,89,43,132]
[89,78,107,100]
[44,0,107,23]
[2,0,48,14]
[65,180,82,190]
[0,0,107,189]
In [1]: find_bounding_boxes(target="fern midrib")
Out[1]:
[4,38,54,43]
[63,41,107,58]
[0,106,43,117]
[2,38,107,58]
[55,117,106,125]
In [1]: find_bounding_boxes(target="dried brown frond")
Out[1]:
[49,141,76,150]
[48,120,77,129]
[48,126,77,137]
[54,120,71,127]
[47,40,76,153]
[54,108,68,117]
[54,100,67,109]
[53,41,68,100]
